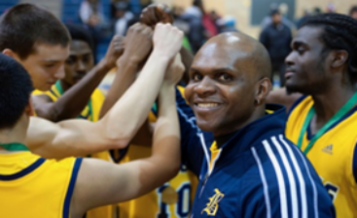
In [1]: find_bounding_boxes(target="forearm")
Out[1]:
[99,59,137,118]
[150,83,181,180]
[44,61,111,122]
[99,51,170,143]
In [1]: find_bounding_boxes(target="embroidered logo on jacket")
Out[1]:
[201,189,224,216]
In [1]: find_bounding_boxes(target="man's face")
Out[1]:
[19,43,69,91]
[285,26,330,94]
[185,40,257,136]
[272,13,282,25]
[351,11,357,20]
[63,40,94,87]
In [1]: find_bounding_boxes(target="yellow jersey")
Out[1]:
[286,95,357,218]
[111,86,198,218]
[33,84,112,218]
[0,151,82,218]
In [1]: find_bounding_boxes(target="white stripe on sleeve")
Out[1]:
[278,135,307,218]
[251,147,271,218]
[271,136,298,218]
[263,140,288,218]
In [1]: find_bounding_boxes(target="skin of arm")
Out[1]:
[99,23,153,119]
[32,35,125,122]
[266,87,302,112]
[71,81,180,217]
[26,23,184,159]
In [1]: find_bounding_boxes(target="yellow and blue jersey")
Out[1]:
[0,151,82,218]
[33,84,111,218]
[179,102,335,217]
[110,86,198,218]
[286,95,357,218]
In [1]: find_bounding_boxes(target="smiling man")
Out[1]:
[177,32,335,217]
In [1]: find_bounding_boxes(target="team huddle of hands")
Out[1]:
[101,4,185,87]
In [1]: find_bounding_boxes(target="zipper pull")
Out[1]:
[199,174,209,198]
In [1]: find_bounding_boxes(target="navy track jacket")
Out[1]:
[176,91,335,218]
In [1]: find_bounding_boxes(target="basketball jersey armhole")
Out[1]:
[63,158,83,218]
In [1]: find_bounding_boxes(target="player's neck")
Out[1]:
[60,80,72,92]
[312,84,356,124]
[0,116,28,147]
[0,128,26,146]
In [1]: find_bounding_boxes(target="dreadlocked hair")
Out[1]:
[301,13,357,82]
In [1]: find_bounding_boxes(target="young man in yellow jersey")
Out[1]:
[0,4,177,159]
[267,13,357,217]
[0,38,183,218]
[32,23,124,218]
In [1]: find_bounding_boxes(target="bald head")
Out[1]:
[193,32,271,80]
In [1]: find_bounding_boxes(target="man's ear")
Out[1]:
[331,50,348,68]
[25,97,35,117]
[255,77,272,106]
[2,49,21,62]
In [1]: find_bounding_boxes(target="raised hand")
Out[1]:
[165,53,185,86]
[140,3,173,27]
[152,23,183,60]
[102,35,125,69]
[119,23,153,65]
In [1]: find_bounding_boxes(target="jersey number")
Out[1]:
[157,183,191,218]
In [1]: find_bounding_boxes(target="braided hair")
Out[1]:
[301,13,357,82]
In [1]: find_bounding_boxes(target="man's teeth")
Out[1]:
[197,103,218,108]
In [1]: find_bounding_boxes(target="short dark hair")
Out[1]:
[270,9,280,17]
[0,4,70,60]
[65,23,94,53]
[0,54,33,129]
[301,13,357,82]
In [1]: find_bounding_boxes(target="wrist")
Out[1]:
[151,49,172,62]
[98,59,113,73]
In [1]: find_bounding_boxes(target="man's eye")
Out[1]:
[192,73,203,81]
[218,73,232,82]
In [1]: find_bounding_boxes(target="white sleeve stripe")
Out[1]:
[271,136,298,218]
[199,133,210,172]
[251,147,271,218]
[290,138,319,218]
[263,140,288,218]
[278,135,307,218]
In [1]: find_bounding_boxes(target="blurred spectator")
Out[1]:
[261,3,295,30]
[79,0,107,27]
[113,1,134,36]
[217,16,238,33]
[326,3,336,13]
[181,0,206,53]
[259,9,292,87]
[79,0,110,59]
[349,6,357,20]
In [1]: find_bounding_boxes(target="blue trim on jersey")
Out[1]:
[0,158,45,181]
[353,143,357,184]
[109,147,129,163]
[49,88,59,98]
[287,95,308,117]
[63,158,83,218]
